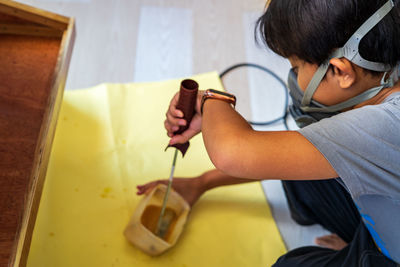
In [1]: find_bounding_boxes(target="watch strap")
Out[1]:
[201,89,236,114]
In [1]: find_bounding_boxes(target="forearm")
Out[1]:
[199,169,257,193]
[202,100,251,141]
[201,99,253,173]
[200,98,337,180]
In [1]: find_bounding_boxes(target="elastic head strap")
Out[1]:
[301,50,343,108]
[302,71,395,113]
[343,0,394,71]
[301,0,395,113]
[302,84,385,113]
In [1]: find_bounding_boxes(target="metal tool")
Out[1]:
[154,79,199,239]
[155,149,178,238]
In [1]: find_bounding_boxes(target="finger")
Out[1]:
[164,93,184,135]
[314,234,347,250]
[164,120,179,135]
[170,106,184,118]
[137,183,156,195]
[166,111,186,127]
[136,181,158,195]
[137,180,169,195]
[169,134,190,145]
[315,236,330,244]
[169,93,184,118]
[169,127,198,145]
[165,111,180,126]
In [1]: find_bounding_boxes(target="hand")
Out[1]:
[136,176,205,207]
[164,91,204,145]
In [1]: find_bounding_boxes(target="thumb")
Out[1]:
[169,134,189,145]
[169,127,199,145]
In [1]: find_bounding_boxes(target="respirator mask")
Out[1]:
[288,0,398,128]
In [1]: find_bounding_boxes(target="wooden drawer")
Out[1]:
[0,1,75,266]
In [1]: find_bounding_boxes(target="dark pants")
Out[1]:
[272,180,398,267]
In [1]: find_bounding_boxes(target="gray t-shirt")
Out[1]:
[298,92,400,263]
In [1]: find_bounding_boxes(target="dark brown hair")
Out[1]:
[256,0,400,70]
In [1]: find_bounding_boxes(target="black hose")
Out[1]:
[219,63,290,130]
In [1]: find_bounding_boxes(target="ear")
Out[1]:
[329,58,356,89]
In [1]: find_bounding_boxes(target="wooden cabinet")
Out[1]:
[0,1,75,266]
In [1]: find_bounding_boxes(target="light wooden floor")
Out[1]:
[20,0,329,252]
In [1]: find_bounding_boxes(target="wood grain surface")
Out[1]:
[0,35,60,267]
[0,0,69,30]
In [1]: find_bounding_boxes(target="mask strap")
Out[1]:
[300,0,395,113]
[343,0,394,71]
[302,73,394,113]
[394,63,400,82]
[301,50,343,108]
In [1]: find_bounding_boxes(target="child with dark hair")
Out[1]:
[137,0,400,266]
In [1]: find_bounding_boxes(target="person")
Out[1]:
[137,0,400,266]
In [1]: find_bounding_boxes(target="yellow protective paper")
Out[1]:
[27,72,286,267]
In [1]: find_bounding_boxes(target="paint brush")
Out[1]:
[155,79,199,239]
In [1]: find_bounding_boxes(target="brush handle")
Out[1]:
[175,79,199,134]
[167,79,199,157]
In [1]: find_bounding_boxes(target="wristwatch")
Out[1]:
[201,89,236,114]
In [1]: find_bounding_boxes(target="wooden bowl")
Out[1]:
[124,184,190,256]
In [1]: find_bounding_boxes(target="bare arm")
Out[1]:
[201,99,338,180]
[201,169,256,190]
[137,168,257,207]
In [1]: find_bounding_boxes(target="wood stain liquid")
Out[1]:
[140,205,178,242]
